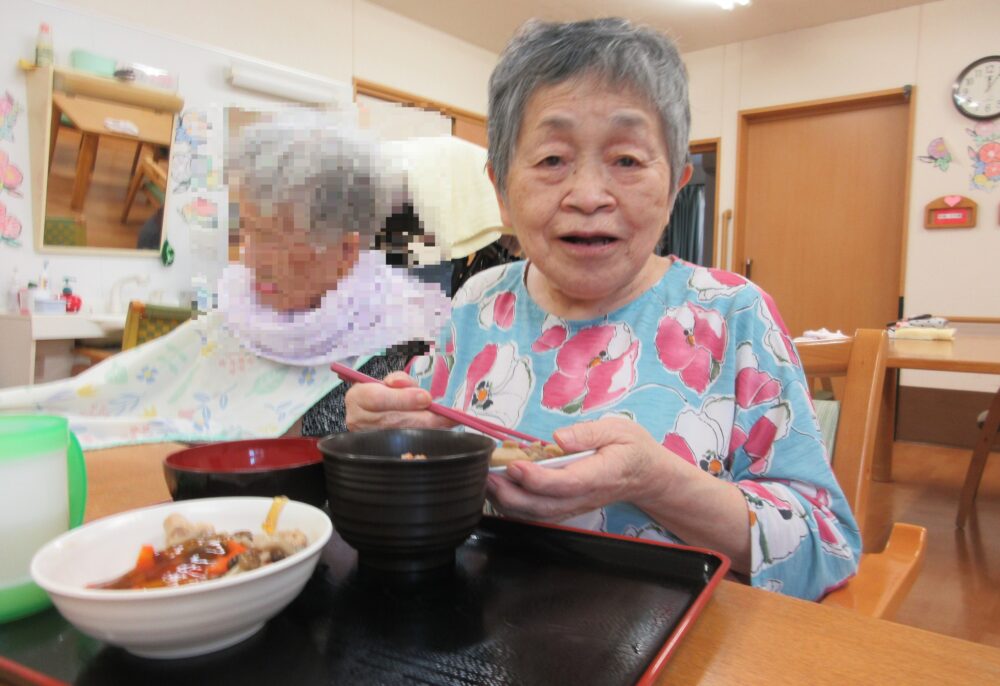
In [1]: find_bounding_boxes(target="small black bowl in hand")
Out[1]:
[164,438,326,509]
[318,429,494,574]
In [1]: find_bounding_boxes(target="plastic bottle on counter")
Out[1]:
[39,260,50,291]
[61,277,82,313]
[6,268,20,313]
[35,23,54,67]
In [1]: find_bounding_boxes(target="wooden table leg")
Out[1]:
[873,367,897,482]
[70,133,99,211]
[49,104,62,169]
[956,386,1000,528]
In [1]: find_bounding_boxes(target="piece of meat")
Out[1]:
[164,513,215,547]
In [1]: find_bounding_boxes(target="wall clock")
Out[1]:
[953,55,1000,120]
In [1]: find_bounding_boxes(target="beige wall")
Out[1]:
[56,0,495,115]
[684,0,1000,392]
[54,0,354,82]
[352,1,495,114]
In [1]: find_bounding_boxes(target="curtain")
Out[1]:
[658,183,705,264]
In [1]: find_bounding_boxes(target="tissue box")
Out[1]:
[33,297,67,314]
[114,61,178,92]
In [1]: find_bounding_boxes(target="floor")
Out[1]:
[873,441,1000,647]
[45,127,159,250]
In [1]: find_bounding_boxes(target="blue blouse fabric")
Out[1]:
[411,258,860,600]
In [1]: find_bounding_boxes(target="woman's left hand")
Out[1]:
[486,417,679,522]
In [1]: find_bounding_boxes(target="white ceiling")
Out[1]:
[366,0,936,54]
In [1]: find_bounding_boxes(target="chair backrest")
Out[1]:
[797,329,887,544]
[141,154,168,201]
[121,300,193,350]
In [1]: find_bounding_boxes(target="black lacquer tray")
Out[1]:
[0,517,729,686]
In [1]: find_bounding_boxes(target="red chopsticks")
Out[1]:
[330,361,550,447]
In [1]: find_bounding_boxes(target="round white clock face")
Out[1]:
[953,56,1000,120]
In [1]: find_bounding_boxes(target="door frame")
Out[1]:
[353,78,487,139]
[732,87,916,299]
[689,137,721,268]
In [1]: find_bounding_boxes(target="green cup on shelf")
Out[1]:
[0,416,87,623]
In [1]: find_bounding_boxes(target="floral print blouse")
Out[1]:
[411,258,860,600]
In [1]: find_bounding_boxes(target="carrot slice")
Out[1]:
[205,541,247,577]
[134,544,155,571]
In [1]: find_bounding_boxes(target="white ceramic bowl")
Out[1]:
[30,497,332,659]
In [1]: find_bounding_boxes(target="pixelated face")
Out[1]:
[492,75,690,313]
[239,199,359,312]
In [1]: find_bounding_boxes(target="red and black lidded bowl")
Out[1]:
[164,438,326,509]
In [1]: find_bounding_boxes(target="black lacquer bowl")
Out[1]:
[164,438,326,509]
[318,429,494,573]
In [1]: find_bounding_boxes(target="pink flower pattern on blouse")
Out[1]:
[689,267,748,301]
[541,323,640,414]
[532,314,568,352]
[661,397,735,477]
[735,342,781,408]
[455,342,533,428]
[730,402,792,475]
[655,302,727,393]
[478,291,517,330]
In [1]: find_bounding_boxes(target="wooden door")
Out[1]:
[735,90,912,337]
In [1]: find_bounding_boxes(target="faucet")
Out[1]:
[107,274,150,314]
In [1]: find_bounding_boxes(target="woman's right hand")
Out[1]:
[344,371,455,431]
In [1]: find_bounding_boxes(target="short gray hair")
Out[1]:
[227,109,397,247]
[488,18,690,199]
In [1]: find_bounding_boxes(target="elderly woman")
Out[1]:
[218,110,449,367]
[346,18,859,600]
[0,111,449,447]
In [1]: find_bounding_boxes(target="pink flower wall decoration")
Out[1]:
[0,150,24,197]
[0,201,22,246]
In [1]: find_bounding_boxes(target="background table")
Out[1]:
[876,331,1000,478]
[49,92,174,211]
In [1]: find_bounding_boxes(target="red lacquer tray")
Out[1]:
[0,516,729,686]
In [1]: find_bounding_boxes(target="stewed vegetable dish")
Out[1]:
[90,497,307,590]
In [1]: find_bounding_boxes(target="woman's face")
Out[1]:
[491,75,691,315]
[240,199,359,312]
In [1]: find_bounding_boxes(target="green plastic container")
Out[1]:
[0,416,86,623]
[69,49,116,78]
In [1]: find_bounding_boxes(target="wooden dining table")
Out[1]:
[873,323,1000,526]
[49,92,174,211]
[4,441,995,685]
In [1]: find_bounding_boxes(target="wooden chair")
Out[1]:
[73,301,193,374]
[937,316,1000,528]
[956,389,1000,527]
[121,154,167,223]
[121,300,193,349]
[799,329,927,619]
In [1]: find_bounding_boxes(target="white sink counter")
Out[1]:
[13,313,127,340]
[0,312,127,388]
